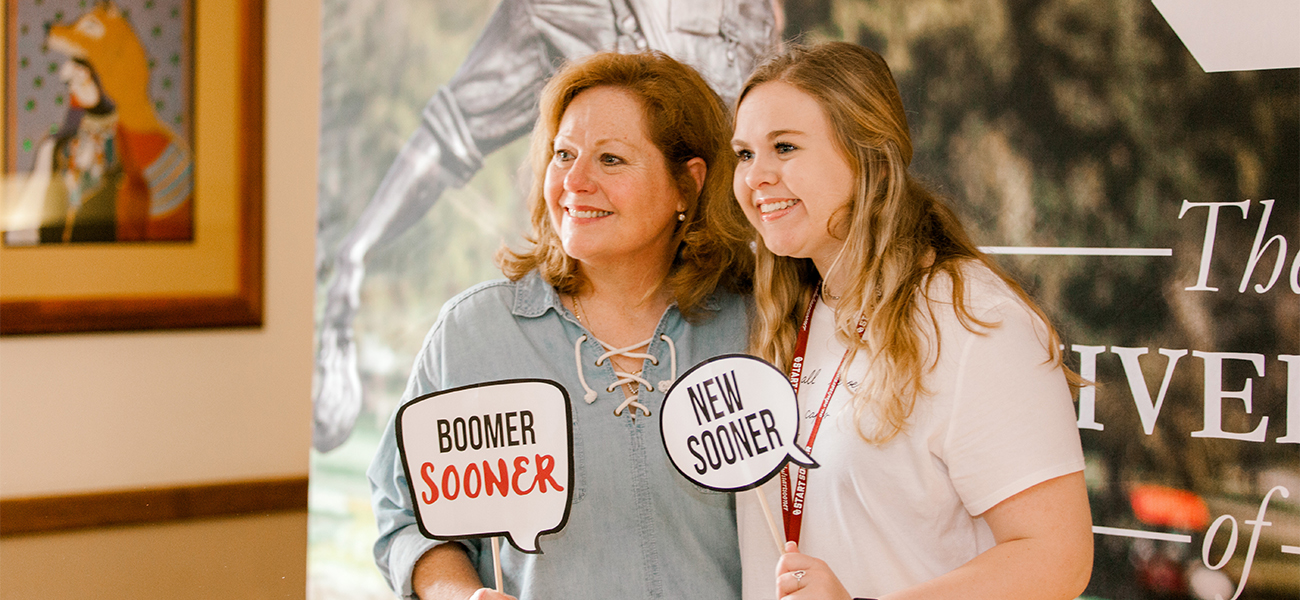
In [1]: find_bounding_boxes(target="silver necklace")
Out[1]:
[572,294,642,395]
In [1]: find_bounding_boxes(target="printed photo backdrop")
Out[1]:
[311,1,1298,598]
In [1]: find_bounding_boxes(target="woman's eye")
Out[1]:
[735,149,753,162]
[775,142,796,154]
[553,149,572,161]
[600,154,624,166]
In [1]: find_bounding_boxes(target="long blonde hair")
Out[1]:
[741,42,1072,443]
[497,51,753,318]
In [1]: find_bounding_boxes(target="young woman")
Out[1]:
[368,51,754,599]
[730,42,1092,600]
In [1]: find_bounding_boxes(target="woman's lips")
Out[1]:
[759,199,799,214]
[566,206,613,219]
[757,198,799,221]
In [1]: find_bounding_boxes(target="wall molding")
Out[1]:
[0,476,308,537]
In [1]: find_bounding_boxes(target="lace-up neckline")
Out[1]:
[568,295,679,419]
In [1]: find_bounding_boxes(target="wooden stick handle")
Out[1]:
[754,488,785,555]
[491,536,504,592]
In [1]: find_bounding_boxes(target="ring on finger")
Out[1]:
[792,570,806,582]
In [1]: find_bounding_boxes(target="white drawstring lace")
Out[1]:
[572,333,678,417]
[656,333,677,391]
[614,394,651,418]
[574,335,599,403]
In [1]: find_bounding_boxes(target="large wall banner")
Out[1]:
[310,1,1298,598]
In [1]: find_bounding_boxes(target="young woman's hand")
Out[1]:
[775,541,853,600]
[466,589,516,600]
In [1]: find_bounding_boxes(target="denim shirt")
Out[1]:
[368,271,749,599]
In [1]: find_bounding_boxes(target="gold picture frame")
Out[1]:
[0,0,263,335]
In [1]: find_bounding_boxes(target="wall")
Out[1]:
[0,0,320,597]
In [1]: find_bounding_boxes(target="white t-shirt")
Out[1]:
[736,265,1085,599]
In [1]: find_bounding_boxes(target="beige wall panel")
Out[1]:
[0,513,308,599]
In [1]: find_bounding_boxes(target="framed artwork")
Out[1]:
[0,0,263,334]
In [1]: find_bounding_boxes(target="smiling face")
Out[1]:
[732,81,856,276]
[545,86,695,274]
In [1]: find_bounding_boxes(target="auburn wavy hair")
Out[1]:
[497,51,753,318]
[739,42,1075,443]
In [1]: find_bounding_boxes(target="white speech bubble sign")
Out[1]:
[396,379,573,554]
[659,354,817,492]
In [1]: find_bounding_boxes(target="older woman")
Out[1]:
[369,51,753,600]
[730,42,1092,600]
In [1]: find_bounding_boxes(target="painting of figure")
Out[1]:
[4,0,194,245]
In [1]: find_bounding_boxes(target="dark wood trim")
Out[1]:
[0,476,307,537]
[238,0,267,335]
[0,0,266,336]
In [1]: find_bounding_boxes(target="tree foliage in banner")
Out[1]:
[797,0,1297,480]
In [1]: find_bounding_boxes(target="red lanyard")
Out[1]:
[779,287,866,544]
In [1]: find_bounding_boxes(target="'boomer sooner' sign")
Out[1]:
[397,379,573,554]
[660,355,817,492]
